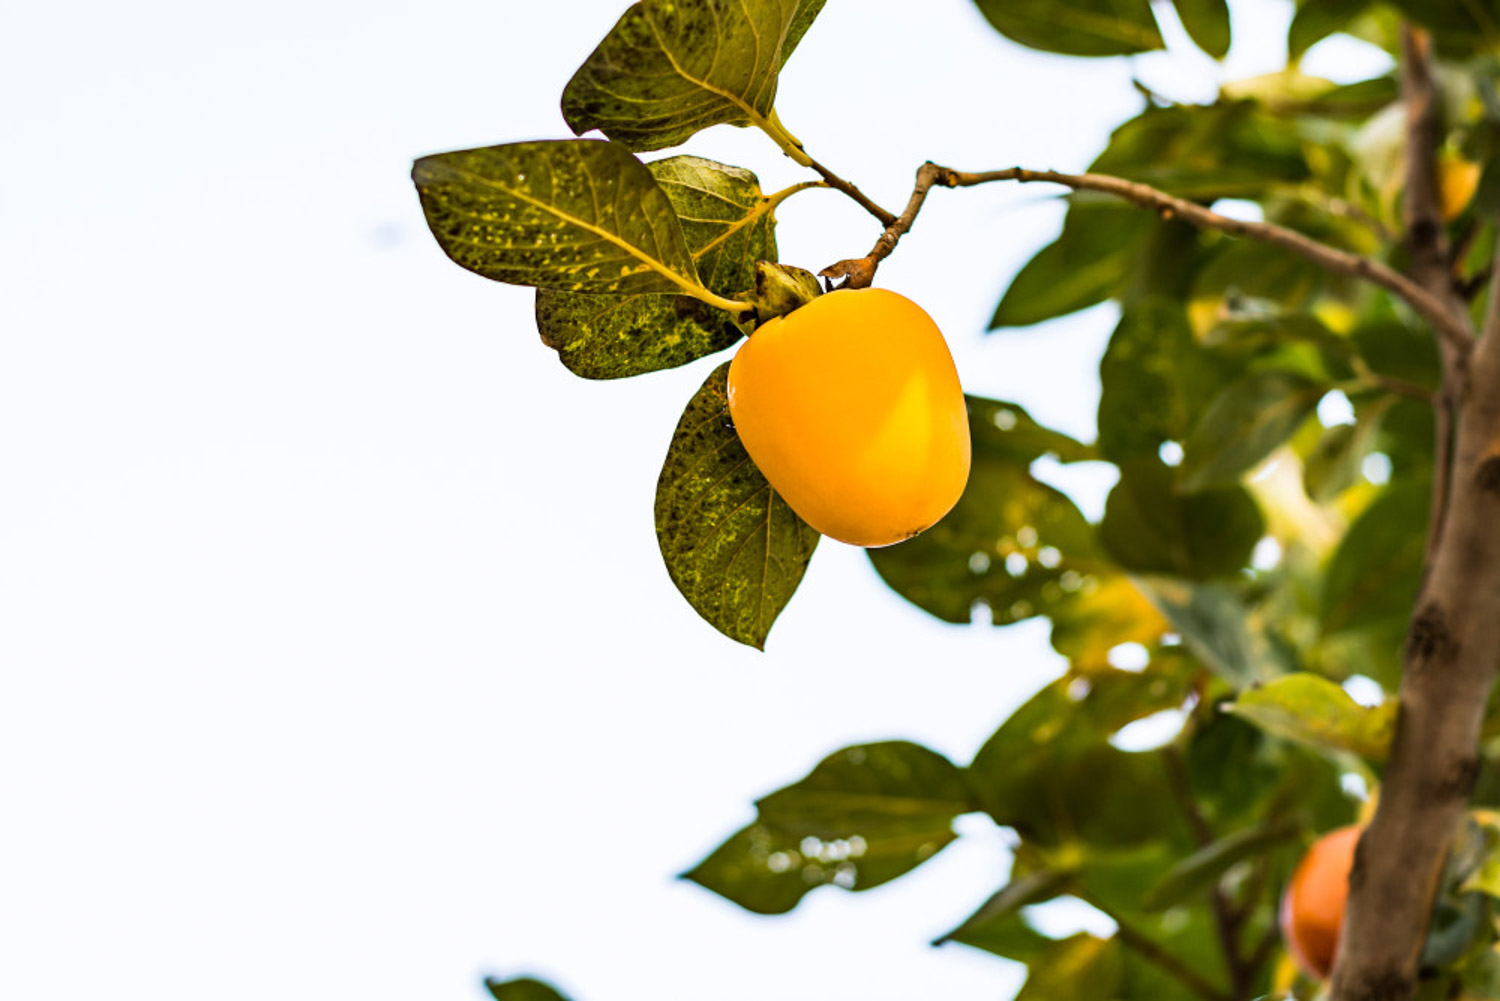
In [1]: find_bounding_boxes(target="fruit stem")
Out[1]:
[764,179,829,213]
[746,261,822,325]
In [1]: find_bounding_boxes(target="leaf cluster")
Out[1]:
[421,0,1500,997]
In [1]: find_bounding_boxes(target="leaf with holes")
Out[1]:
[683,741,971,913]
[413,140,710,299]
[537,156,778,379]
[655,361,819,648]
[1227,672,1397,761]
[563,0,825,152]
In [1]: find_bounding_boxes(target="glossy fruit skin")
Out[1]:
[1280,825,1363,980]
[726,288,970,548]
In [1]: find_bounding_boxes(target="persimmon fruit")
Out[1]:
[1280,824,1363,980]
[726,288,970,548]
[1439,149,1482,222]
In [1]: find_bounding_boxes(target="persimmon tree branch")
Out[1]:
[1329,26,1499,1001]
[814,161,1474,358]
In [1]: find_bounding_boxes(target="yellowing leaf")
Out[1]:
[1227,672,1396,761]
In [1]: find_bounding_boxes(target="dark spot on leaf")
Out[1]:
[674,294,712,322]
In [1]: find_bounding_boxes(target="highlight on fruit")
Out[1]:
[726,287,971,548]
[1280,824,1363,980]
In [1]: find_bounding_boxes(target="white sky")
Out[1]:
[1,2,1387,999]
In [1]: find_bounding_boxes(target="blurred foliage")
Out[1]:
[411,0,1500,997]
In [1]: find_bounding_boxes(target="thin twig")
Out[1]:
[1102,903,1233,1001]
[755,110,896,227]
[819,161,1475,358]
[1164,748,1251,999]
[805,155,895,227]
[1245,922,1282,981]
[1366,373,1438,403]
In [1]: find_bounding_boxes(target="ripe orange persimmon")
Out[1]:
[1280,824,1363,980]
[726,287,970,548]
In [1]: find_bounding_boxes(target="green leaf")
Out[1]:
[1097,302,1235,462]
[655,362,819,648]
[1384,0,1500,58]
[972,0,1163,56]
[1304,396,1395,503]
[967,396,1098,464]
[991,204,1155,328]
[1143,816,1300,911]
[1100,458,1265,579]
[536,156,776,379]
[1179,371,1325,491]
[1458,944,1500,1000]
[934,869,1072,958]
[869,399,1098,627]
[684,741,970,913]
[1461,812,1500,899]
[1048,576,1172,670]
[1199,310,1344,356]
[1227,672,1397,761]
[1288,0,1374,60]
[1353,320,1441,392]
[1091,102,1310,200]
[562,0,825,152]
[485,978,572,1001]
[1140,578,1294,686]
[1014,934,1125,1001]
[969,670,1197,848]
[1172,0,1231,58]
[1185,711,1355,833]
[755,741,974,833]
[1321,479,1429,634]
[413,140,705,297]
[1189,237,1326,323]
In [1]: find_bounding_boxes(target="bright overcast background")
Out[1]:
[1,2,1388,999]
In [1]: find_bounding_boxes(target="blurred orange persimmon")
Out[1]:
[1281,824,1363,980]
